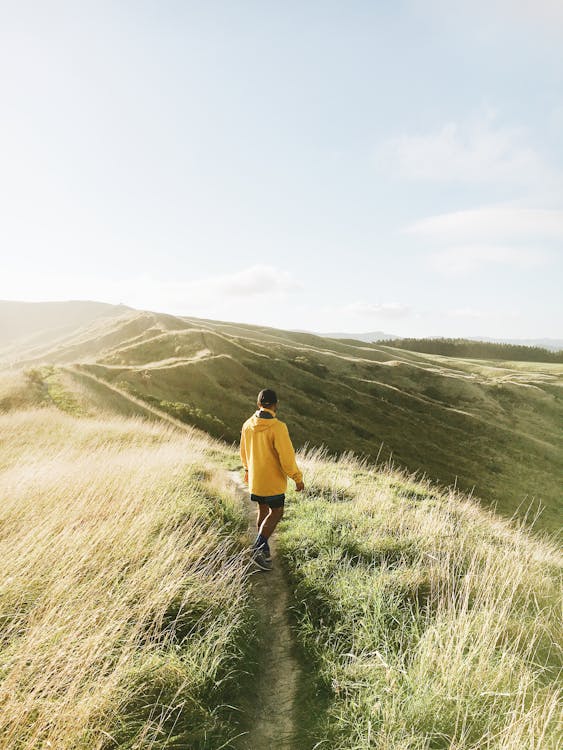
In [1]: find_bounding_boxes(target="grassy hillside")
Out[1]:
[276,449,562,748]
[0,368,561,749]
[2,304,562,532]
[0,396,251,748]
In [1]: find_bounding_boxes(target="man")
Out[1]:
[240,388,304,571]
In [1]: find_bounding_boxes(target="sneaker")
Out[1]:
[251,536,271,561]
[250,548,273,571]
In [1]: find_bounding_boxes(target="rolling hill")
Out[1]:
[1,300,561,532]
[1,369,561,748]
[0,300,132,361]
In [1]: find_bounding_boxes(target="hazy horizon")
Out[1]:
[2,2,562,338]
[3,298,563,348]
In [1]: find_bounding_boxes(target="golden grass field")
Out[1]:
[0,401,250,748]
[0,332,561,748]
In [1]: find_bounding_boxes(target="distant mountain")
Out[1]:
[307,330,398,343]
[0,300,133,360]
[314,331,563,351]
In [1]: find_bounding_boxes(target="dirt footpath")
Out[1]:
[228,470,303,750]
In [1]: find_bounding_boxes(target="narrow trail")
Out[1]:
[227,470,305,750]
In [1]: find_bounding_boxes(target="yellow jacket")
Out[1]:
[240,408,303,495]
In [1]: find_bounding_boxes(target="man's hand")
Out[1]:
[243,469,249,484]
[295,480,305,492]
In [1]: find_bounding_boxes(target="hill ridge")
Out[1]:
[2,302,561,532]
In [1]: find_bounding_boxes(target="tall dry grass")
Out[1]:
[278,445,562,749]
[0,407,249,749]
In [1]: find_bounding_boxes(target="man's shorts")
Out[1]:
[250,492,285,508]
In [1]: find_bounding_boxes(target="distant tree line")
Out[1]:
[374,338,563,363]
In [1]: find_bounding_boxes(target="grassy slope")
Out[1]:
[0,378,250,749]
[4,307,560,532]
[276,449,562,749]
[1,368,561,749]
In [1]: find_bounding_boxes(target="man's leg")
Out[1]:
[250,496,285,568]
[256,503,270,532]
[252,505,283,564]
[252,503,272,561]
[259,506,284,539]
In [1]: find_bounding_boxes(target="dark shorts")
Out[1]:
[250,492,285,509]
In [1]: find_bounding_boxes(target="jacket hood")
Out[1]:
[247,411,277,432]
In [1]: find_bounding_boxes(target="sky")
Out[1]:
[1,0,562,338]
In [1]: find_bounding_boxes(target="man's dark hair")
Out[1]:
[258,388,278,406]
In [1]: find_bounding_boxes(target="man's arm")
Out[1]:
[273,423,304,490]
[240,427,249,484]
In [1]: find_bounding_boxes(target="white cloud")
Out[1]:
[430,245,549,275]
[405,206,561,276]
[381,112,563,277]
[448,307,486,319]
[405,207,563,244]
[377,113,554,187]
[188,265,302,298]
[490,0,563,30]
[344,302,412,319]
[419,0,563,40]
[0,265,303,314]
[447,307,520,321]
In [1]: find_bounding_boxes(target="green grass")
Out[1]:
[276,447,562,749]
